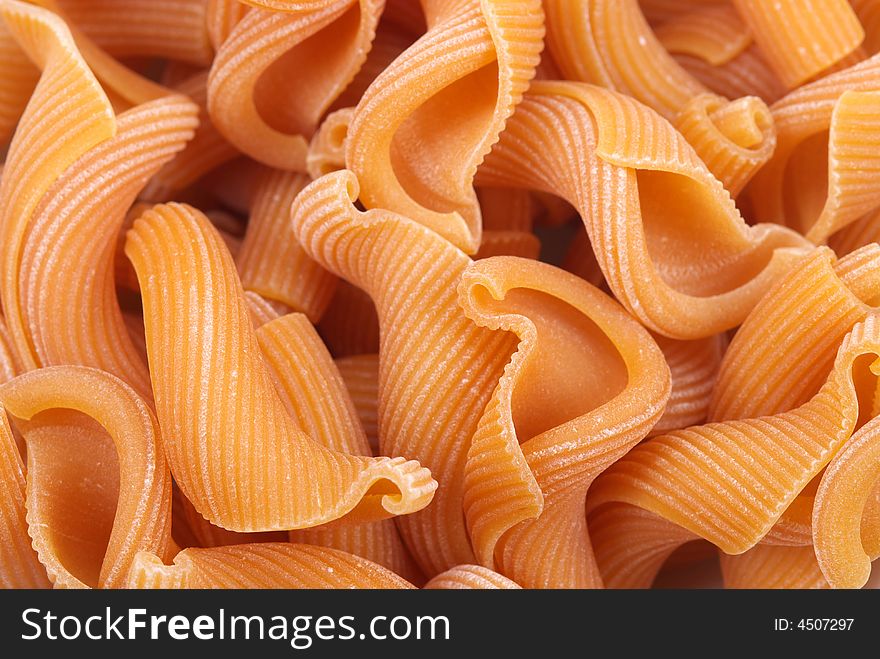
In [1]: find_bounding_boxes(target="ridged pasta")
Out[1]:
[306,106,352,179]
[674,93,775,197]
[208,0,384,171]
[544,0,705,121]
[423,564,520,589]
[125,202,436,532]
[813,414,880,588]
[16,95,197,399]
[291,170,519,575]
[479,81,809,339]
[0,404,50,588]
[720,545,829,589]
[732,0,864,89]
[459,256,670,588]
[335,353,380,454]
[1,366,171,588]
[345,0,544,253]
[127,543,414,588]
[236,168,337,321]
[650,333,726,437]
[0,0,115,371]
[317,280,380,357]
[0,17,37,145]
[589,315,880,587]
[56,0,213,66]
[748,55,880,243]
[653,4,751,68]
[257,313,422,583]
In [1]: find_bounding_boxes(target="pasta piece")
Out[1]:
[828,207,880,257]
[1,366,171,588]
[721,545,829,589]
[318,280,380,357]
[674,45,786,105]
[710,246,880,422]
[307,106,353,178]
[56,0,213,66]
[236,168,337,321]
[0,0,115,371]
[732,0,864,89]
[544,0,705,121]
[477,186,532,232]
[291,170,519,575]
[459,256,670,588]
[639,0,726,26]
[125,202,436,532]
[589,315,880,587]
[474,231,540,261]
[424,565,520,589]
[173,485,288,549]
[749,55,880,243]
[0,18,37,145]
[345,0,544,253]
[650,333,726,437]
[589,503,699,589]
[128,543,414,588]
[335,353,380,454]
[258,313,422,583]
[17,95,197,400]
[244,290,286,327]
[653,4,751,67]
[852,0,880,55]
[206,0,249,50]
[674,93,775,197]
[561,230,604,288]
[479,81,809,339]
[208,0,384,171]
[0,407,50,588]
[813,414,880,588]
[142,72,239,201]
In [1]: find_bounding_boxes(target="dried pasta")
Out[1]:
[2,0,880,592]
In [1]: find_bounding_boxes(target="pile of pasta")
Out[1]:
[2,0,880,590]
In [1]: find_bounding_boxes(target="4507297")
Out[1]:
[774,619,854,631]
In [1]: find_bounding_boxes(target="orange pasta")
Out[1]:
[345,0,544,253]
[459,256,670,588]
[4,0,880,593]
[479,81,809,339]
[236,167,337,321]
[423,565,520,589]
[291,170,518,575]
[0,366,171,588]
[258,313,422,582]
[208,0,384,171]
[732,0,865,89]
[125,202,436,532]
[127,544,414,589]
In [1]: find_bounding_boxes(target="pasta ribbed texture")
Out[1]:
[18,95,197,400]
[291,170,519,576]
[732,0,865,89]
[258,313,421,583]
[57,0,212,66]
[346,0,544,253]
[125,202,436,532]
[479,81,810,339]
[335,353,380,454]
[236,168,337,321]
[1,366,171,588]
[128,543,415,588]
[459,256,670,588]
[208,0,384,171]
[590,315,880,587]
[424,564,520,589]
[0,0,115,372]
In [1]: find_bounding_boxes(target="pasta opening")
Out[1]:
[708,97,773,151]
[389,62,499,214]
[781,130,829,235]
[21,410,120,588]
[254,3,362,137]
[469,284,629,442]
[638,169,777,295]
[652,540,720,588]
